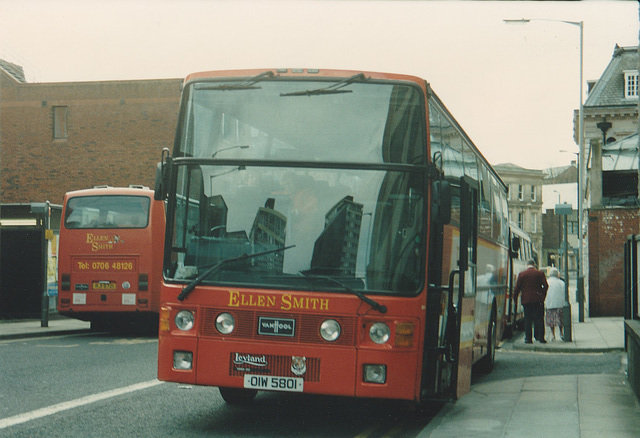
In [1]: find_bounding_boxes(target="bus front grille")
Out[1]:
[200,307,357,346]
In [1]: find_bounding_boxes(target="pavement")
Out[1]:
[1,313,638,437]
[419,314,640,438]
[0,314,91,340]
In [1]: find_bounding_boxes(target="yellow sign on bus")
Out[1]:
[92,281,116,290]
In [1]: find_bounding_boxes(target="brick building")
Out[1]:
[590,209,640,315]
[0,60,182,205]
[581,45,639,316]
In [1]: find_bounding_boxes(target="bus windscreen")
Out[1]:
[64,195,151,229]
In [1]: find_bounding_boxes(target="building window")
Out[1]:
[624,70,639,99]
[518,185,523,201]
[569,220,578,234]
[532,214,537,233]
[53,106,68,139]
[530,186,536,201]
[518,212,524,229]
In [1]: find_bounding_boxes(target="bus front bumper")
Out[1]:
[158,336,421,401]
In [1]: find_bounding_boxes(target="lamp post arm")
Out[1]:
[503,18,581,27]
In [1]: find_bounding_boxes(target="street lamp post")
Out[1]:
[504,18,585,322]
[555,202,573,342]
[559,149,583,321]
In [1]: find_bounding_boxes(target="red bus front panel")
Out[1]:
[158,286,425,401]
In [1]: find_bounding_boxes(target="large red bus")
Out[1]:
[57,185,165,330]
[155,69,513,404]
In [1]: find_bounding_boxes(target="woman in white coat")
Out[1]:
[545,268,566,341]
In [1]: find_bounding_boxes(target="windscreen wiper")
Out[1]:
[177,245,295,301]
[300,271,387,314]
[197,71,275,91]
[280,73,367,97]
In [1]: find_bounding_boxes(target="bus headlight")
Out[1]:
[320,319,341,341]
[175,310,195,331]
[363,364,386,384]
[173,351,193,370]
[369,322,390,344]
[216,313,235,334]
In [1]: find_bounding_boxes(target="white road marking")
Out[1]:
[89,338,157,345]
[35,344,79,348]
[0,379,163,430]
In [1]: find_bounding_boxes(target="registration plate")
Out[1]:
[92,281,116,290]
[243,374,303,392]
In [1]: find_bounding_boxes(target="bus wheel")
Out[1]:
[477,310,496,373]
[218,387,257,405]
[90,319,110,332]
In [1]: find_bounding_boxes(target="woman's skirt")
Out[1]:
[545,307,563,328]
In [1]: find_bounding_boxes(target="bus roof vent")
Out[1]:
[128,185,150,189]
[93,185,112,189]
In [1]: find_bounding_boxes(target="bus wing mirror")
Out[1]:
[431,180,451,225]
[154,162,166,200]
[154,148,171,201]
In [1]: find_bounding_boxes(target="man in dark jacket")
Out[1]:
[514,259,549,344]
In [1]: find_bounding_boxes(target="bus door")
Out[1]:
[505,231,522,336]
[423,176,477,400]
[454,176,478,398]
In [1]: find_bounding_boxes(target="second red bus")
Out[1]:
[57,185,165,331]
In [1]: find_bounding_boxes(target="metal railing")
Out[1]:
[624,235,640,320]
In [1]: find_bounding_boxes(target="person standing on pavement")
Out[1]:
[545,267,565,341]
[514,259,549,344]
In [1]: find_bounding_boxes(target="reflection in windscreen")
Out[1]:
[167,77,427,295]
[65,196,151,229]
[168,165,425,295]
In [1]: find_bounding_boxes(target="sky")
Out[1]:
[0,0,637,170]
